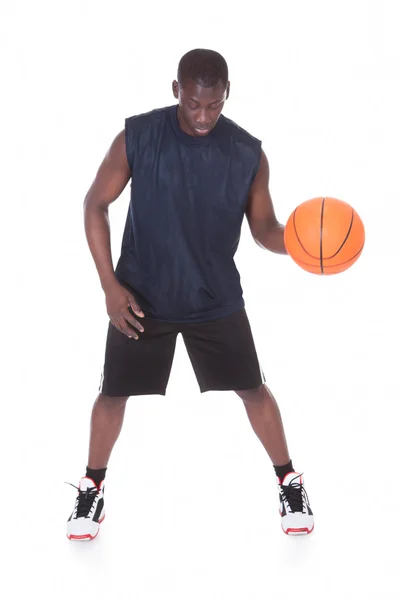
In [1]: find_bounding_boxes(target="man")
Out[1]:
[67,49,314,541]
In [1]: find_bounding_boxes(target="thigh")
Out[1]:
[181,308,266,393]
[100,314,179,397]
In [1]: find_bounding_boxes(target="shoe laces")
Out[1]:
[280,473,309,514]
[66,482,99,519]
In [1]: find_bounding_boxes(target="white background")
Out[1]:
[2,0,400,598]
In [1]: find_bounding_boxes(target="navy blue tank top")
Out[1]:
[115,104,261,323]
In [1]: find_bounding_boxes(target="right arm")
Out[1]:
[83,130,144,338]
[83,130,130,293]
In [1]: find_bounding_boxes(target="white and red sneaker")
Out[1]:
[66,477,105,541]
[277,472,314,536]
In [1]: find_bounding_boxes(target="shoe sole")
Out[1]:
[67,514,105,541]
[283,524,314,536]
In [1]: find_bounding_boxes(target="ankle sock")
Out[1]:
[274,460,294,482]
[85,466,107,488]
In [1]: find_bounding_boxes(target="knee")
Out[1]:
[97,393,129,407]
[235,384,266,404]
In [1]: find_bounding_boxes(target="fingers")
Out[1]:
[121,307,145,334]
[108,293,145,339]
[111,307,145,339]
[111,318,138,339]
[128,297,144,318]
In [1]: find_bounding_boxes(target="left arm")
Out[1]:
[245,149,288,255]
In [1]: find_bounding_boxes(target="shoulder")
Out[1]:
[124,106,172,165]
[218,115,262,175]
[125,106,171,130]
[218,114,261,146]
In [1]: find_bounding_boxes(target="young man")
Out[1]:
[67,49,314,541]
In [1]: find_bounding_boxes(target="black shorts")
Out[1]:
[99,307,266,397]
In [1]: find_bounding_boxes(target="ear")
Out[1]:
[172,80,179,99]
[226,81,231,101]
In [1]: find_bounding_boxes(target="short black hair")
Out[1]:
[177,49,228,89]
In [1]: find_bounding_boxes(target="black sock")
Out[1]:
[86,466,107,488]
[274,460,294,482]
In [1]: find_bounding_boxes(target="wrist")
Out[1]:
[101,273,119,293]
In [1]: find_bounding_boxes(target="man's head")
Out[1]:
[172,49,230,137]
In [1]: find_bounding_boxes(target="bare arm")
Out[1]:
[83,130,131,292]
[83,130,145,337]
[245,149,288,255]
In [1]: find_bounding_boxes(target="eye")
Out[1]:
[188,103,199,110]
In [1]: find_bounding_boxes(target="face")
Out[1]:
[172,79,230,137]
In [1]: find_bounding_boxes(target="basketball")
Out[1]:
[284,197,365,275]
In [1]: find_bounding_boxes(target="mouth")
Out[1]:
[194,127,211,136]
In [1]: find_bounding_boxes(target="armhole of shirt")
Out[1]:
[124,117,134,171]
[250,139,263,186]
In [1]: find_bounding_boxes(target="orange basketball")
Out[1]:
[284,197,365,275]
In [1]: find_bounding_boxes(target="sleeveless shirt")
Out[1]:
[114,104,261,322]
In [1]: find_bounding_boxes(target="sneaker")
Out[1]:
[66,477,105,541]
[277,472,314,535]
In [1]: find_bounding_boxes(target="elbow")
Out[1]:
[83,192,92,210]
[83,194,107,214]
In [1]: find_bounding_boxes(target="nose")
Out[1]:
[196,109,211,127]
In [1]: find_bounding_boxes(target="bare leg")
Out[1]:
[235,384,290,466]
[87,393,129,469]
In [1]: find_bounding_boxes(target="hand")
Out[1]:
[105,281,145,339]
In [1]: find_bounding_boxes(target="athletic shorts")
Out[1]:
[99,307,266,397]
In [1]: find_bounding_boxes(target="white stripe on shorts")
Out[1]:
[99,370,104,393]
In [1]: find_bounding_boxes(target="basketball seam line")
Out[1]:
[292,244,364,269]
[293,208,320,260]
[320,198,325,274]
[324,209,354,259]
